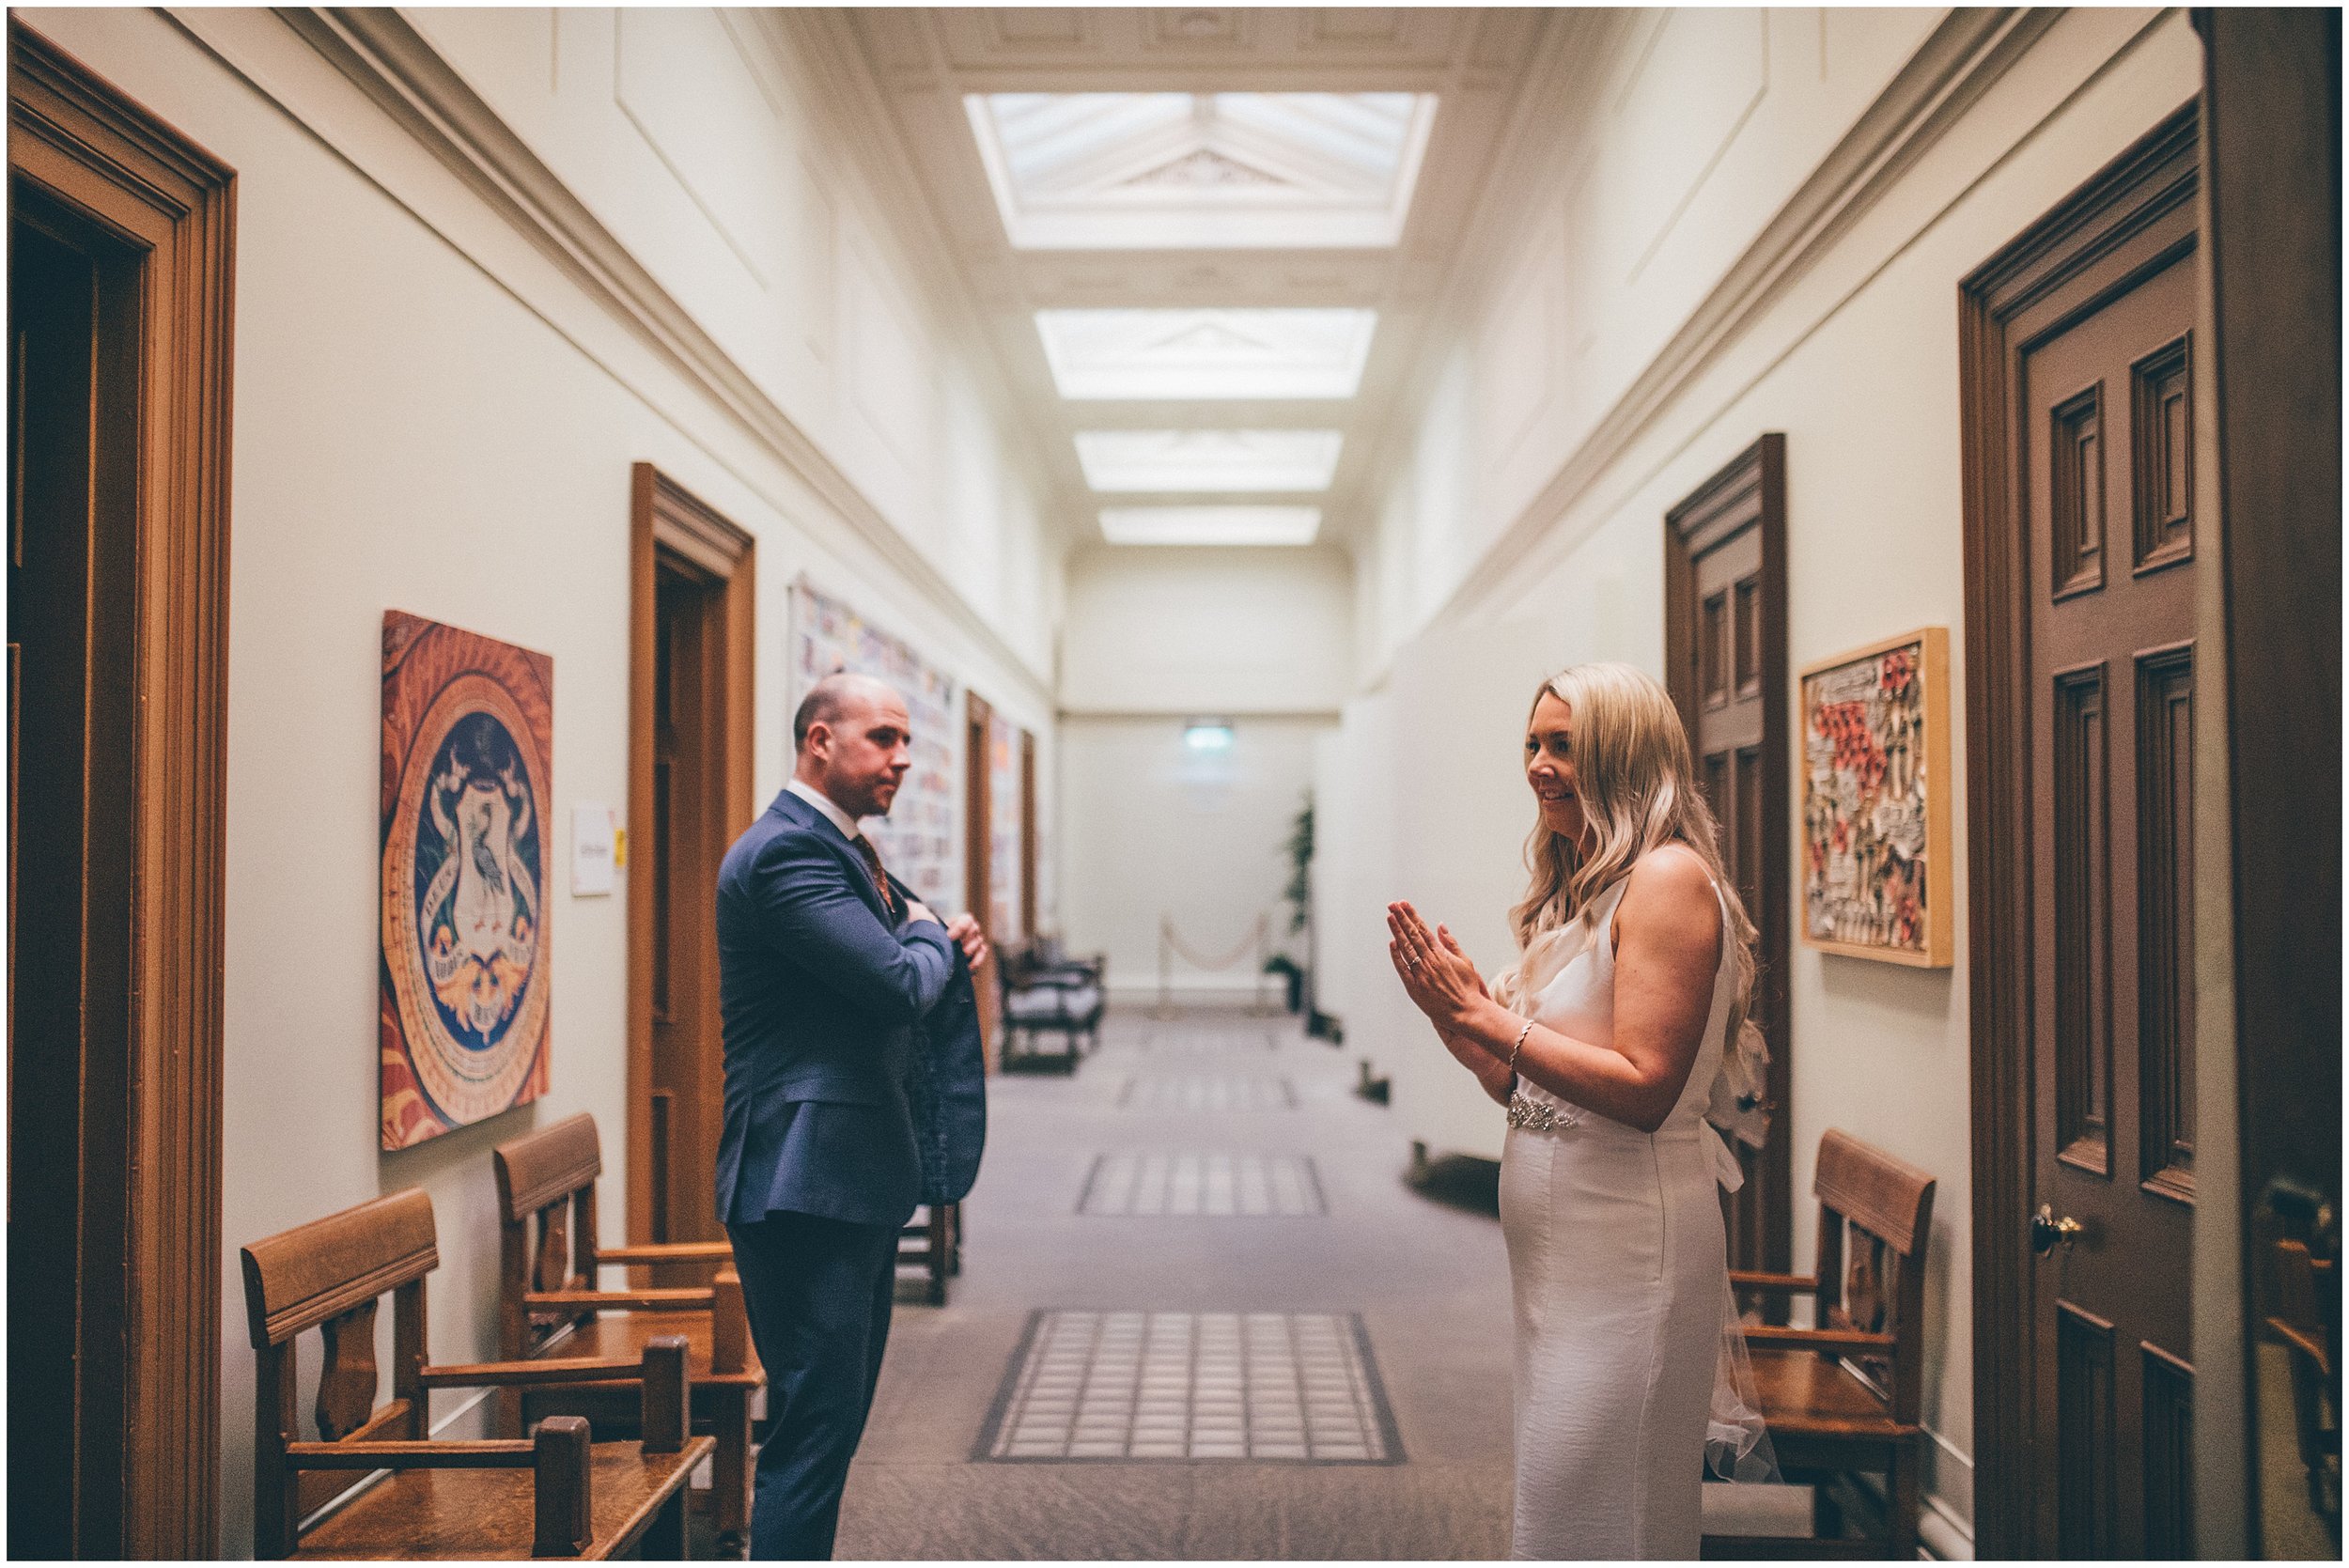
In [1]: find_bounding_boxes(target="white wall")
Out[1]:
[1329,8,2203,1550]
[1054,543,1351,998]
[24,9,1060,1555]
[1059,717,1323,1002]
[1059,545,1355,716]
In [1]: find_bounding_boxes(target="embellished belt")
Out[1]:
[1507,1088,1581,1132]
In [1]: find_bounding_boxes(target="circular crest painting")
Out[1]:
[381,612,554,1148]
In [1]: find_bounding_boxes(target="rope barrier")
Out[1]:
[1156,912,1273,1018]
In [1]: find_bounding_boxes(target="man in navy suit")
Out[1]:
[715,672,988,1559]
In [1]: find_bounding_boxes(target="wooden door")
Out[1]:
[627,466,754,1268]
[9,181,135,1562]
[2198,11,2341,1557]
[2026,227,2199,1560]
[1665,436,1792,1280]
[1962,106,2201,1559]
[8,25,235,1551]
[647,564,723,1250]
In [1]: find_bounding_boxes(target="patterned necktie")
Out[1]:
[849,833,900,923]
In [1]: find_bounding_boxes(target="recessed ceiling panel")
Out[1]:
[1099,506,1323,546]
[1038,308,1376,400]
[1076,430,1343,492]
[967,92,1438,249]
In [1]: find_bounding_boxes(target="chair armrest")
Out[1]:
[598,1242,736,1265]
[524,1287,715,1312]
[424,1342,692,1454]
[1729,1270,1824,1296]
[711,1268,753,1376]
[1742,1325,1894,1352]
[289,1418,596,1555]
[284,1438,537,1468]
[416,1355,646,1389]
[2268,1315,2334,1377]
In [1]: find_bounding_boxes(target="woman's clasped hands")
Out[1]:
[1386,901,1494,1029]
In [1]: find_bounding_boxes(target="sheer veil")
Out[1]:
[1703,1073,1780,1483]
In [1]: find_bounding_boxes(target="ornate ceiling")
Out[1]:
[1035,307,1379,400]
[968,91,1436,249]
[826,8,1556,549]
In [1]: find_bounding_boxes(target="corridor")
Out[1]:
[7,6,2336,1560]
[845,1009,1517,1560]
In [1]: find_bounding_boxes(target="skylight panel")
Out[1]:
[1036,309,1377,400]
[967,92,1438,250]
[1099,506,1323,546]
[1075,430,1344,493]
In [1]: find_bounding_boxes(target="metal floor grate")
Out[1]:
[1078,1152,1326,1217]
[1117,1075,1298,1112]
[977,1311,1402,1464]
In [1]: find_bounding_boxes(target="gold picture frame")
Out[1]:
[1798,626,1952,967]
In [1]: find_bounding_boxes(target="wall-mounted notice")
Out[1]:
[788,577,960,906]
[572,803,615,896]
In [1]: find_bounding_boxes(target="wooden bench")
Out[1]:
[1703,1128,1936,1560]
[241,1188,712,1559]
[493,1113,763,1544]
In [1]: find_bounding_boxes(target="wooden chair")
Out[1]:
[897,1203,961,1305]
[1703,1128,1937,1560]
[241,1188,712,1559]
[493,1114,763,1543]
[999,944,1105,1071]
[2268,1235,2341,1524]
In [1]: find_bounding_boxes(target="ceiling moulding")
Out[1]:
[1098,505,1322,546]
[1037,307,1376,399]
[1392,8,2066,652]
[1076,429,1343,492]
[258,7,1054,701]
[967,91,1437,249]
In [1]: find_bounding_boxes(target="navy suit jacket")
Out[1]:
[715,787,967,1229]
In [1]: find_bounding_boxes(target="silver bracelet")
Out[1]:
[1508,1018,1533,1080]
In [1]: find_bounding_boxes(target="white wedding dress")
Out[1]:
[1496,850,1762,1560]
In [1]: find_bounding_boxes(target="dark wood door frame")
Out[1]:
[1019,728,1038,944]
[1958,103,2200,1560]
[8,20,235,1555]
[626,463,754,1256]
[2195,10,2341,1555]
[1663,433,1793,1278]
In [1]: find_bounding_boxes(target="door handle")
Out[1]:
[2031,1203,2085,1256]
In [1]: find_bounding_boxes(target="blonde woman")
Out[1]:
[1386,661,1769,1560]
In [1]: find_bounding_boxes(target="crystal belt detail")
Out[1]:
[1507,1091,1580,1132]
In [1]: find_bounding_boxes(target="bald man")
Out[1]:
[714,673,988,1558]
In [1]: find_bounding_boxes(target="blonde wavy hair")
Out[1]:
[1510,661,1760,1048]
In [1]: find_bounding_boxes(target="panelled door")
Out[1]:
[627,465,754,1271]
[1665,435,1791,1278]
[2022,181,2200,1560]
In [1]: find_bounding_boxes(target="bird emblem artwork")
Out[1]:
[417,713,540,1045]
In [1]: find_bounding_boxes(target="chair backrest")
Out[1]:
[1812,1127,1937,1424]
[493,1112,605,1358]
[240,1189,441,1554]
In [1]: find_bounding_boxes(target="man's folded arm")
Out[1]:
[749,833,954,1022]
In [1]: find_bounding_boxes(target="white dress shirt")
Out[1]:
[785,776,863,842]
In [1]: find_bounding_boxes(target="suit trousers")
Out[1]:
[726,1209,899,1560]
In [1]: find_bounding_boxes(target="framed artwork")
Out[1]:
[988,711,1024,940]
[381,611,554,1148]
[1798,626,1952,967]
[788,577,959,905]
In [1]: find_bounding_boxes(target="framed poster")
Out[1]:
[1798,626,1952,967]
[381,612,554,1147]
[788,577,958,905]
